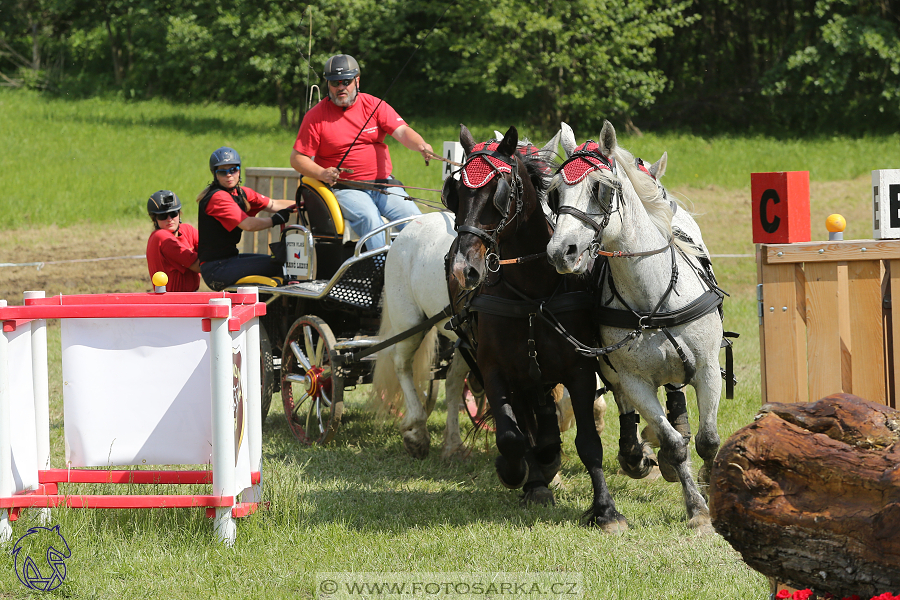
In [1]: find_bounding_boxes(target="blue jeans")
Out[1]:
[335,184,421,250]
[201,254,283,291]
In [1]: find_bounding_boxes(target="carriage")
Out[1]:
[233,168,480,446]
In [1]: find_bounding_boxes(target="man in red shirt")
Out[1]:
[290,54,433,250]
[145,190,201,292]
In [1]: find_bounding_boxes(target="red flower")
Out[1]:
[842,595,861,600]
[794,590,813,600]
[776,590,792,600]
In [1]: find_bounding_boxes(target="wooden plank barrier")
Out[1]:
[242,167,303,255]
[757,239,900,408]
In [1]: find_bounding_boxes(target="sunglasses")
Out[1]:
[156,211,180,220]
[215,165,240,176]
[328,78,354,88]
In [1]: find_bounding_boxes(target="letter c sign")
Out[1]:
[759,189,781,234]
[751,172,810,244]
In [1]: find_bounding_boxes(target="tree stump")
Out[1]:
[709,393,900,599]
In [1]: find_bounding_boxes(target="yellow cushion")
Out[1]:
[235,275,283,287]
[301,177,344,235]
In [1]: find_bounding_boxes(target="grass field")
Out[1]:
[0,88,890,599]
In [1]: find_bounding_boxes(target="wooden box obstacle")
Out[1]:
[0,288,267,545]
[757,238,900,409]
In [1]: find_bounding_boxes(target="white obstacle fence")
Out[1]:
[0,287,266,545]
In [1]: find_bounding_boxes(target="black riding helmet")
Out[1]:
[323,54,360,80]
[147,190,182,215]
[209,146,241,175]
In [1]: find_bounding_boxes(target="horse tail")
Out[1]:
[370,300,440,415]
[371,301,402,414]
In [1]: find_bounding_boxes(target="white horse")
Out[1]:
[371,210,471,459]
[545,121,725,530]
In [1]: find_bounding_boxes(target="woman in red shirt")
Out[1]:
[145,190,201,292]
[197,147,295,291]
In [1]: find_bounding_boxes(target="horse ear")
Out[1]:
[560,122,576,157]
[460,124,476,154]
[650,151,667,179]
[497,126,518,156]
[599,120,617,156]
[541,129,560,159]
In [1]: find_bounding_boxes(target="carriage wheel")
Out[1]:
[281,316,344,445]
[463,375,493,431]
[259,322,274,422]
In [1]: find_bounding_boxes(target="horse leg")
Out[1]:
[692,364,722,497]
[393,336,431,459]
[617,410,657,479]
[490,383,529,489]
[642,399,710,529]
[521,387,562,506]
[439,350,467,460]
[570,375,627,532]
[656,385,692,483]
[612,388,657,480]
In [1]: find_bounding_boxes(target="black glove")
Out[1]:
[270,206,295,227]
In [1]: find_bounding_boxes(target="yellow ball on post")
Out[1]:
[152,271,169,287]
[825,214,846,233]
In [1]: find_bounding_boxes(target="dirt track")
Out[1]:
[0,178,874,304]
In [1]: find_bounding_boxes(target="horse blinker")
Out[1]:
[442,177,459,212]
[493,177,512,216]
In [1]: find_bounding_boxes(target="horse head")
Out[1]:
[447,125,538,290]
[546,121,626,274]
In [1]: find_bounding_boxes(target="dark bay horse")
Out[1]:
[444,125,627,530]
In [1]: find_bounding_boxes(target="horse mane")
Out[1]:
[609,145,698,256]
[515,141,557,201]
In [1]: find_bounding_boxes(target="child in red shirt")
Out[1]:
[145,190,201,292]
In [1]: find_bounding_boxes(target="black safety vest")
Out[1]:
[198,183,250,263]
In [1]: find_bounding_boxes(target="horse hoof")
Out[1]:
[656,451,680,483]
[495,456,529,489]
[640,425,660,448]
[598,518,629,534]
[617,442,658,479]
[440,444,470,461]
[402,431,430,459]
[537,453,562,483]
[521,486,555,507]
[549,473,566,490]
[688,513,713,533]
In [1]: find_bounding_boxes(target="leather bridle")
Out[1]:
[446,146,525,271]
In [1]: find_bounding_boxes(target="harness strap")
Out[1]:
[662,328,696,383]
[468,290,595,318]
[595,288,724,330]
[344,304,454,363]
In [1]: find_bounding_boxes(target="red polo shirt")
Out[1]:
[293,93,406,181]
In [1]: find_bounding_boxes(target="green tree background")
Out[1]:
[1,0,898,133]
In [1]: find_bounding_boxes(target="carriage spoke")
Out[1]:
[314,398,325,434]
[320,388,332,408]
[314,337,325,367]
[303,326,316,365]
[289,341,312,371]
[291,391,311,419]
